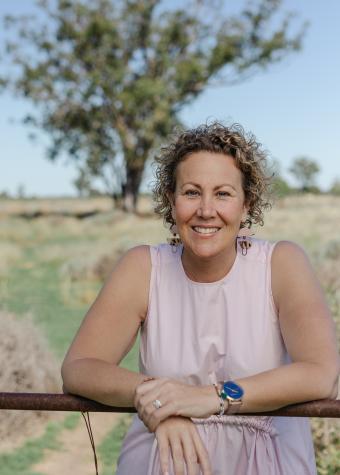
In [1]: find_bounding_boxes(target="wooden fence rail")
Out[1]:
[0,393,339,418]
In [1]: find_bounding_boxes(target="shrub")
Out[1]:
[0,311,60,448]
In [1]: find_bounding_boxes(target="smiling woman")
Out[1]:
[61,122,339,475]
[170,152,248,281]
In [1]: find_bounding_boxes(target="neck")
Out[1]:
[181,244,237,283]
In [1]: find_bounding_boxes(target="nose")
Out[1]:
[196,195,217,219]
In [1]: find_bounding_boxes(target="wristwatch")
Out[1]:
[220,380,244,414]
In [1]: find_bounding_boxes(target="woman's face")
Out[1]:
[171,151,248,260]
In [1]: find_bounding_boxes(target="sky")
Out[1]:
[1,0,339,197]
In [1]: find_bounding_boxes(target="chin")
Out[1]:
[188,242,222,260]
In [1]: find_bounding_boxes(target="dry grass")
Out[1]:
[0,194,339,471]
[0,311,61,450]
[258,194,340,252]
[0,196,113,217]
[0,241,22,275]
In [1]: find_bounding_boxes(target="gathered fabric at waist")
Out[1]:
[190,414,278,436]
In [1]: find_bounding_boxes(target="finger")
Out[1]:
[135,377,167,397]
[137,394,167,429]
[180,431,201,475]
[134,381,168,414]
[147,402,179,432]
[169,438,186,475]
[192,431,212,475]
[156,430,171,475]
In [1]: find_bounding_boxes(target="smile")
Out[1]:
[192,226,221,235]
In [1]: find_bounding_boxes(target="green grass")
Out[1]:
[2,246,99,359]
[0,413,80,475]
[98,415,133,475]
[1,196,339,473]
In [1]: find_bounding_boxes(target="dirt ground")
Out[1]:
[33,412,122,475]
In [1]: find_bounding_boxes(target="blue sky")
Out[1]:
[1,0,339,196]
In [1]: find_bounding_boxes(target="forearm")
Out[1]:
[61,358,147,407]
[234,361,338,413]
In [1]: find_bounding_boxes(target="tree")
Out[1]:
[268,158,292,197]
[289,156,320,192]
[1,0,306,211]
[329,178,340,196]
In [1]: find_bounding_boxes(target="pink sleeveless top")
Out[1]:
[116,239,317,475]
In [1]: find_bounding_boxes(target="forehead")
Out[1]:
[176,151,243,186]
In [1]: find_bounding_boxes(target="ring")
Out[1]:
[153,399,162,409]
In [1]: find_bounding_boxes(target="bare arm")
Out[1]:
[61,245,151,407]
[132,241,339,431]
[234,240,340,413]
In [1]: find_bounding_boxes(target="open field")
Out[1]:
[0,194,339,474]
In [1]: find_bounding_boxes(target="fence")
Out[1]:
[1,393,338,475]
[0,392,339,417]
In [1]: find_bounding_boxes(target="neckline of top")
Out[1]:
[176,243,240,286]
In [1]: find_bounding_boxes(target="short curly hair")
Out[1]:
[153,122,272,229]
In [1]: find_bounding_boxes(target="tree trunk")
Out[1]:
[121,165,144,213]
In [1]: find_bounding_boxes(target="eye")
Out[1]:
[184,189,199,197]
[217,191,230,198]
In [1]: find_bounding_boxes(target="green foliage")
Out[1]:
[0,417,63,475]
[98,415,133,475]
[1,0,306,210]
[289,156,320,192]
[0,198,339,472]
[272,175,293,198]
[268,158,293,198]
[329,178,340,195]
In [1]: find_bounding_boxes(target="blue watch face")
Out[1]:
[223,381,244,399]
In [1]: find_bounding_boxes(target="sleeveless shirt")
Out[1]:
[116,239,317,475]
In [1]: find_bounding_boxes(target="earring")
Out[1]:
[237,224,253,256]
[238,235,252,256]
[167,223,181,249]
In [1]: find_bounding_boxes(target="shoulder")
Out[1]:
[103,245,151,321]
[118,245,151,272]
[271,240,316,311]
[271,240,310,269]
[106,245,152,299]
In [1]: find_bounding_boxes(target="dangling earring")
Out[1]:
[237,222,254,256]
[167,223,181,250]
[238,235,252,256]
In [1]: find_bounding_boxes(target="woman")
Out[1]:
[61,123,339,475]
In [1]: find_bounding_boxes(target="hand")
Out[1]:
[134,378,219,432]
[155,416,212,475]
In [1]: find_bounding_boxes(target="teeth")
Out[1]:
[193,227,220,234]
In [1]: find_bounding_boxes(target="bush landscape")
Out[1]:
[0,194,339,474]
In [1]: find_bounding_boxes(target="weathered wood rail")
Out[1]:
[0,393,339,417]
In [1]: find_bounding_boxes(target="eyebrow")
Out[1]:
[181,182,237,192]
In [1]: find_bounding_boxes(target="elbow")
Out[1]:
[61,359,77,395]
[310,360,340,400]
[62,384,70,395]
[328,373,339,400]
[323,362,340,400]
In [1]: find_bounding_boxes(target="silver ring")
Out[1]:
[153,399,162,409]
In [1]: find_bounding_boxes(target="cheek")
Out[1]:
[218,201,245,220]
[174,199,195,221]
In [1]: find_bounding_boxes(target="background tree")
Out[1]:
[269,158,292,198]
[329,178,340,196]
[289,156,320,193]
[1,0,306,211]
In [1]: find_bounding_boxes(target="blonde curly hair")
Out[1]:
[153,122,272,229]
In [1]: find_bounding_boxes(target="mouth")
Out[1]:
[192,226,221,236]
